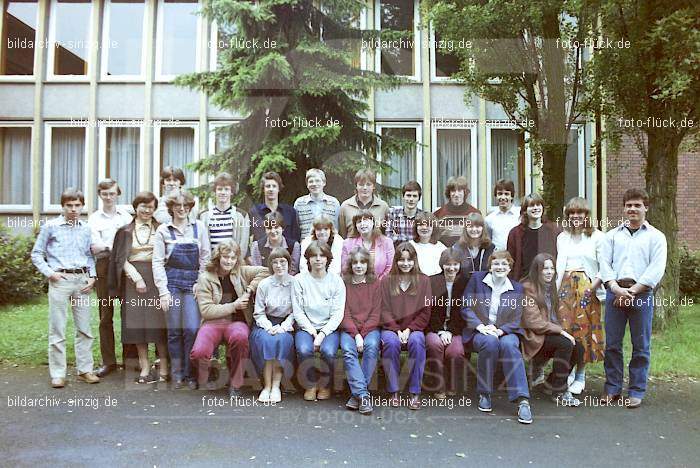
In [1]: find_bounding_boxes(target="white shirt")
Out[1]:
[410,240,447,276]
[88,208,132,251]
[482,273,514,325]
[600,221,667,289]
[556,229,606,299]
[485,205,521,251]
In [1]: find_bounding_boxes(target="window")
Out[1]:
[156,0,200,79]
[487,127,531,209]
[102,126,141,203]
[48,0,93,77]
[377,124,422,207]
[565,126,585,200]
[320,6,364,70]
[430,27,461,81]
[102,0,146,78]
[376,0,419,78]
[1,0,38,76]
[45,125,87,209]
[0,126,31,206]
[155,126,197,189]
[432,125,477,208]
[209,19,237,71]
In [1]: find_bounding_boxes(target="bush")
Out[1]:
[0,225,46,305]
[680,247,700,300]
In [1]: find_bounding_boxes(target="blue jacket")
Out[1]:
[460,271,525,343]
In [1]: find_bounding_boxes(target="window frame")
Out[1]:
[375,122,423,207]
[0,122,33,211]
[153,122,200,192]
[429,22,460,83]
[47,0,95,82]
[100,0,148,81]
[485,122,533,213]
[430,120,478,210]
[43,122,90,212]
[155,0,203,82]
[98,121,145,211]
[374,0,421,80]
[0,0,40,81]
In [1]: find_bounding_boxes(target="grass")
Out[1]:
[1,297,699,377]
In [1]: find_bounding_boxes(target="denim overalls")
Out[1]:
[165,223,201,383]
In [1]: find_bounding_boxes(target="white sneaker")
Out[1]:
[568,379,585,395]
[567,369,576,387]
[269,387,282,403]
[531,371,546,387]
[258,388,271,402]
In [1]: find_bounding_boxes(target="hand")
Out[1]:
[313,332,325,351]
[495,328,505,337]
[233,294,250,311]
[48,273,67,283]
[477,324,499,337]
[612,285,634,299]
[80,277,96,294]
[355,334,364,353]
[439,331,452,346]
[135,279,147,294]
[561,330,576,346]
[192,283,199,295]
[90,244,107,255]
[268,325,281,335]
[160,293,171,313]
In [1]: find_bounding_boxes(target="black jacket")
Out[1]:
[427,272,469,335]
[108,219,159,298]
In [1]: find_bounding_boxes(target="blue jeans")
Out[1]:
[464,333,530,402]
[381,330,426,394]
[341,330,380,398]
[166,288,200,382]
[295,330,340,389]
[604,291,654,399]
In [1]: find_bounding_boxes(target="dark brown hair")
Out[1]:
[212,172,236,191]
[260,171,284,191]
[60,188,84,206]
[522,253,558,315]
[412,211,441,244]
[493,179,515,198]
[622,188,649,207]
[388,242,423,296]
[304,240,333,271]
[97,178,121,196]
[402,180,422,197]
[444,176,470,201]
[160,166,186,187]
[351,210,381,241]
[267,247,292,272]
[131,191,158,212]
[519,193,547,224]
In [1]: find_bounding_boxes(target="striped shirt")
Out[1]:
[208,206,235,248]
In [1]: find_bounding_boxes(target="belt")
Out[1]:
[616,278,636,288]
[57,268,88,274]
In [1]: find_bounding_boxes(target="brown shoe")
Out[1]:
[600,393,621,405]
[77,372,100,384]
[626,397,642,408]
[409,393,421,410]
[388,392,401,407]
[303,387,318,401]
[317,387,332,400]
[51,378,65,388]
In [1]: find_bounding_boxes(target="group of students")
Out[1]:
[30,166,667,425]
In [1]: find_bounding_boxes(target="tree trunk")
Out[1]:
[540,143,568,221]
[645,130,681,330]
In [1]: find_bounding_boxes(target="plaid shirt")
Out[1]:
[386,206,423,244]
[31,216,96,277]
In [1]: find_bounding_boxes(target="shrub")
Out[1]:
[680,247,700,301]
[0,224,46,305]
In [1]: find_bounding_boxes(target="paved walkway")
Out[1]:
[1,365,698,467]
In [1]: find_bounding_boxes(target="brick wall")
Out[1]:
[606,134,700,250]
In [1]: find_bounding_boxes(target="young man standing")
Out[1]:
[433,176,481,247]
[88,179,132,377]
[386,180,424,246]
[600,188,667,409]
[338,169,389,238]
[250,171,301,243]
[484,179,520,251]
[31,188,99,388]
[294,168,340,240]
[200,172,251,257]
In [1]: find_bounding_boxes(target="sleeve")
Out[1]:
[362,283,382,336]
[320,276,345,336]
[198,221,210,274]
[637,232,668,289]
[380,237,395,279]
[123,261,142,284]
[385,209,397,242]
[290,208,301,243]
[196,276,235,321]
[31,224,54,278]
[341,286,360,336]
[290,242,301,276]
[555,234,566,289]
[243,266,270,293]
[250,241,262,266]
[253,281,273,331]
[460,274,483,330]
[500,290,525,336]
[407,277,432,332]
[152,228,169,297]
[379,278,399,331]
[292,276,315,334]
[88,216,107,252]
[83,227,96,276]
[521,288,562,335]
[299,239,309,274]
[593,231,605,280]
[340,238,350,274]
[238,212,251,258]
[598,230,616,284]
[333,199,341,230]
[338,204,348,238]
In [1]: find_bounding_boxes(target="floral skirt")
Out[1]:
[558,271,604,363]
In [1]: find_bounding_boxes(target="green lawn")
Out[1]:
[1,297,699,377]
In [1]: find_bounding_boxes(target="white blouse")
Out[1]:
[556,229,605,300]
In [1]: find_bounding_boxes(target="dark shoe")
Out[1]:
[135,374,149,384]
[345,396,360,410]
[187,380,198,390]
[95,364,117,378]
[408,393,421,410]
[359,395,373,415]
[51,378,65,388]
[626,397,642,409]
[77,372,100,384]
[553,391,581,407]
[478,394,492,412]
[518,400,533,424]
[600,393,622,406]
[388,392,401,407]
[228,387,242,399]
[173,379,185,390]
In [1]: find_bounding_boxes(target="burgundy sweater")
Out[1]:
[342,280,381,337]
[379,274,432,332]
[433,202,482,247]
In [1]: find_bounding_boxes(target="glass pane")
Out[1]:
[53,0,92,75]
[160,127,194,186]
[160,0,198,75]
[380,0,414,76]
[434,32,460,78]
[106,127,140,202]
[565,129,581,200]
[105,0,144,76]
[2,0,38,75]
[490,129,524,204]
[436,128,471,205]
[213,20,237,69]
[0,127,31,204]
[381,127,416,207]
[50,127,85,204]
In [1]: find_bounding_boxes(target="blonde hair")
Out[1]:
[206,240,242,276]
[563,197,595,236]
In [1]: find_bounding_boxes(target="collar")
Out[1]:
[135,218,152,228]
[213,205,232,214]
[166,221,193,233]
[57,215,85,227]
[95,207,128,218]
[264,236,289,249]
[271,274,292,287]
[483,273,514,292]
[355,195,375,209]
[351,277,367,285]
[617,220,649,232]
[496,205,519,216]
[300,193,330,205]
